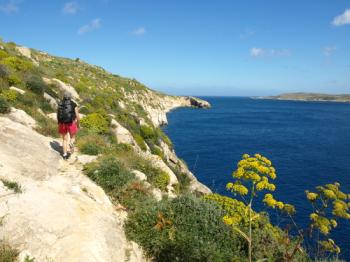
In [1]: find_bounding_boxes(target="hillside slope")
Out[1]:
[264,92,350,102]
[0,39,211,260]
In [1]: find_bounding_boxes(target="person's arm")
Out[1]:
[75,106,80,128]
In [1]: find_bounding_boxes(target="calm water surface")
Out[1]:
[163,97,350,259]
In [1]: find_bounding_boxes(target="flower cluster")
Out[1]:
[227,154,277,197]
[204,193,256,227]
[306,182,350,254]
[318,239,341,254]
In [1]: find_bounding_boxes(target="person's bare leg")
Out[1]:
[62,133,69,156]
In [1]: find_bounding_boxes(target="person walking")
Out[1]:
[57,92,80,160]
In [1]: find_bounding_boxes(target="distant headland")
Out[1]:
[258,92,350,103]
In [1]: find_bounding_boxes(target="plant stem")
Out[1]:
[248,184,255,262]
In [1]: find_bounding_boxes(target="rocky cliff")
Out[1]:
[0,39,212,260]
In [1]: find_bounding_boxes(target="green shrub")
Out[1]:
[150,145,164,158]
[135,160,170,191]
[152,170,170,191]
[0,90,17,102]
[117,181,155,211]
[171,166,191,194]
[7,74,22,86]
[0,64,9,78]
[36,116,59,138]
[0,97,10,114]
[205,193,308,261]
[25,75,45,94]
[0,49,9,60]
[80,112,110,134]
[84,156,135,193]
[1,56,33,72]
[140,125,157,140]
[133,134,147,151]
[125,194,243,262]
[0,179,21,193]
[0,242,18,262]
[77,134,107,155]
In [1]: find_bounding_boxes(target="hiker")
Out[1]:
[57,92,80,160]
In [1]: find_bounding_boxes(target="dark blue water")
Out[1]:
[163,97,350,259]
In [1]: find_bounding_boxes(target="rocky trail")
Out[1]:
[0,111,146,262]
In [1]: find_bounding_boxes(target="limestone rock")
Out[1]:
[43,78,80,101]
[77,155,98,165]
[0,116,147,262]
[8,107,37,129]
[16,46,32,59]
[132,170,147,181]
[15,46,39,66]
[111,119,136,146]
[9,86,25,95]
[44,92,58,109]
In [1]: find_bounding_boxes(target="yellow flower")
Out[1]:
[242,154,250,159]
[323,189,336,199]
[306,192,318,201]
[310,213,318,221]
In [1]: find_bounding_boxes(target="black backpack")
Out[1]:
[57,99,75,123]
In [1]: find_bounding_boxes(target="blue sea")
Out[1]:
[163,96,350,260]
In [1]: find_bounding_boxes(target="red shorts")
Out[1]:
[58,121,78,136]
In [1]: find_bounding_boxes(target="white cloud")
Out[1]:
[250,47,291,58]
[332,9,350,26]
[250,47,265,57]
[0,0,19,13]
[239,29,255,40]
[323,46,337,57]
[63,2,79,15]
[78,19,101,35]
[131,27,146,36]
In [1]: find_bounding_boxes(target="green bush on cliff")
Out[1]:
[0,89,17,102]
[140,125,156,140]
[125,194,243,262]
[0,97,10,114]
[25,74,46,94]
[0,64,9,79]
[135,160,170,191]
[80,112,110,134]
[0,242,18,262]
[84,155,135,193]
[77,133,107,155]
[7,74,22,87]
[1,56,33,72]
[116,180,155,211]
[133,133,147,151]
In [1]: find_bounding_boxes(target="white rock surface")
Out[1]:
[111,119,138,147]
[132,170,147,181]
[0,116,147,262]
[16,46,32,59]
[7,107,37,129]
[76,155,98,165]
[9,86,26,95]
[15,46,39,66]
[43,78,80,101]
[44,92,58,109]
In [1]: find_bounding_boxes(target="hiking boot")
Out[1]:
[62,152,71,160]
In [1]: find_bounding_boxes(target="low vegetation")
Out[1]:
[0,242,18,262]
[0,179,22,193]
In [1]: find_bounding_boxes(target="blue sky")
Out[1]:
[1,0,350,96]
